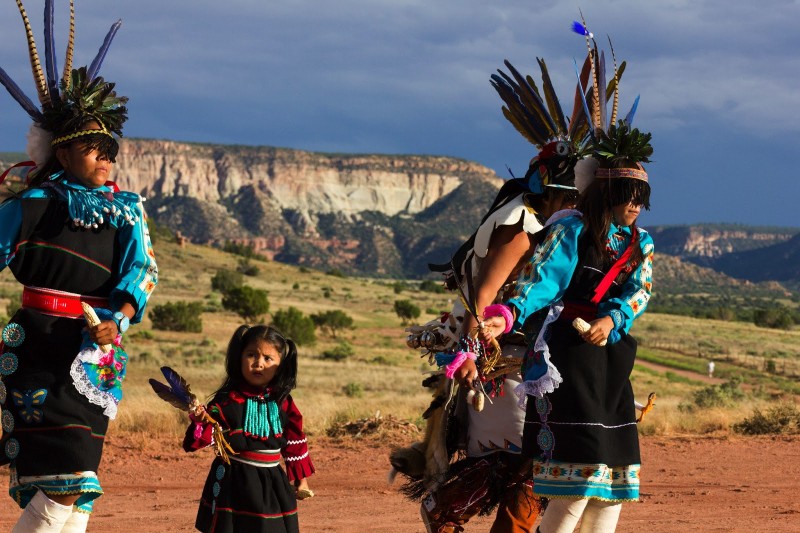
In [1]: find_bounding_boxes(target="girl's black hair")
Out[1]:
[576,177,650,282]
[212,324,298,402]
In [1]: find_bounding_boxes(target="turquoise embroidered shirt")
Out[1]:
[508,215,654,343]
[0,176,158,323]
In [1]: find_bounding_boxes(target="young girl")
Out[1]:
[184,325,314,533]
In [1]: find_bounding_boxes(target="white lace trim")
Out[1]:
[514,301,564,408]
[286,438,306,446]
[69,348,119,419]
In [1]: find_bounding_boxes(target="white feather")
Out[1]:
[574,157,599,193]
[25,123,54,167]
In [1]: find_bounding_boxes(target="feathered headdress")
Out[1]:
[0,0,128,174]
[490,47,615,193]
[570,14,654,198]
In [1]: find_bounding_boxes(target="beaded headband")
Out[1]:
[51,124,113,147]
[594,167,649,182]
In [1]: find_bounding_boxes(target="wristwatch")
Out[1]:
[112,311,130,334]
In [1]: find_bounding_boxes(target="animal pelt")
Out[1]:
[388,372,459,495]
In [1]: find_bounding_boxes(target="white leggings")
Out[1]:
[538,498,622,533]
[11,490,90,533]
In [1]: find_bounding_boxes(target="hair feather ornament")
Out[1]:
[149,366,236,464]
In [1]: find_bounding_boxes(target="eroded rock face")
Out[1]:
[115,139,498,217]
[111,139,503,275]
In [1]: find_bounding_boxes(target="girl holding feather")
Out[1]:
[0,2,157,531]
[177,325,314,533]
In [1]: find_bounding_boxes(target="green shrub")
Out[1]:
[271,307,316,346]
[237,258,260,277]
[689,377,745,409]
[311,310,355,339]
[734,404,800,435]
[321,341,355,361]
[223,241,260,259]
[222,286,270,322]
[753,307,794,330]
[149,301,203,332]
[419,279,445,293]
[326,268,345,278]
[342,382,364,398]
[211,269,244,295]
[392,281,408,294]
[393,299,420,325]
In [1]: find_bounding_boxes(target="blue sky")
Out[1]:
[1,0,798,227]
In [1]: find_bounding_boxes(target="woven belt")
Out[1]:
[22,286,109,319]
[229,449,282,468]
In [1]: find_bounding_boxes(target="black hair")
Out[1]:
[212,324,298,402]
[576,177,649,282]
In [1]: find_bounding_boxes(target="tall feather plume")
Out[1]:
[0,66,44,121]
[577,11,601,133]
[43,0,60,105]
[503,60,558,139]
[623,94,640,126]
[568,54,592,139]
[536,58,567,137]
[491,71,550,144]
[62,0,75,86]
[15,0,50,107]
[605,61,626,102]
[87,20,122,80]
[597,50,608,132]
[607,36,620,126]
[571,58,593,138]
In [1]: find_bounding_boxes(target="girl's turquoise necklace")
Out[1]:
[243,392,283,439]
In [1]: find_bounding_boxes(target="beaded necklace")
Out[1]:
[43,172,141,229]
[243,392,283,439]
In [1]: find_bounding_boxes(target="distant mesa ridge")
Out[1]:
[1,139,798,286]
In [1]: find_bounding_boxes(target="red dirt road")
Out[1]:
[2,433,799,532]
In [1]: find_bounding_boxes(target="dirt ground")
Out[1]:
[1,432,799,532]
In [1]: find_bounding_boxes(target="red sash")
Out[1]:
[22,286,109,319]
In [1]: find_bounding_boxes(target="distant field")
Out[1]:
[0,236,797,438]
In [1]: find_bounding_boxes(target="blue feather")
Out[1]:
[87,20,122,80]
[44,0,60,104]
[573,58,593,134]
[571,21,591,37]
[0,67,45,121]
[623,95,640,126]
[159,366,194,405]
[149,378,191,411]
